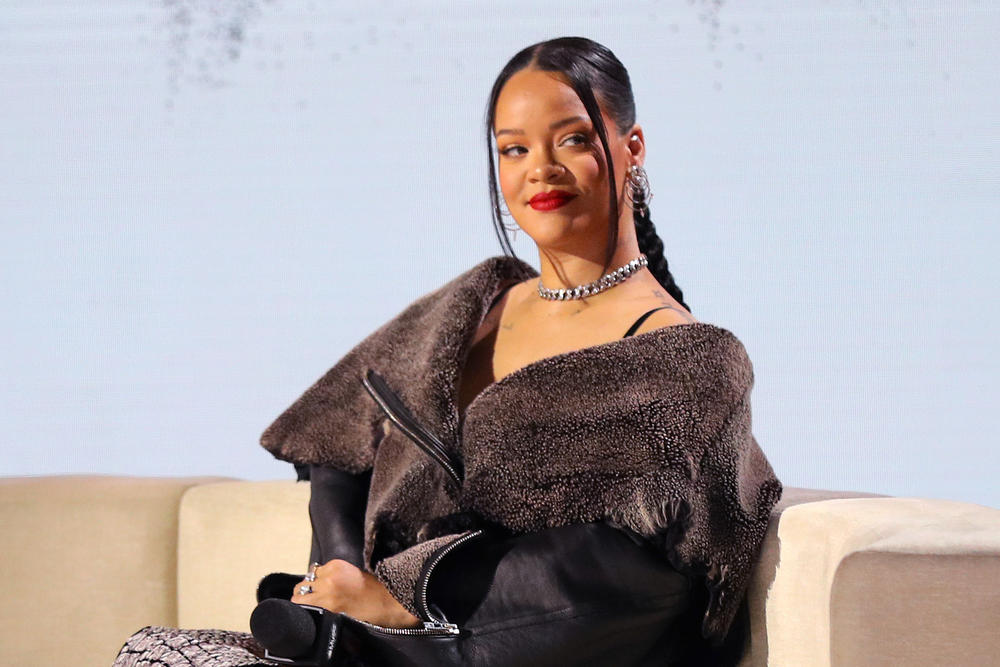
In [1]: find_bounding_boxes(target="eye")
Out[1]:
[563,132,589,146]
[498,132,589,158]
[499,144,526,157]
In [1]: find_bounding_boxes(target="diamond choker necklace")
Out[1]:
[536,254,648,301]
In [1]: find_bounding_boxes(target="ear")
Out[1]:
[626,125,646,168]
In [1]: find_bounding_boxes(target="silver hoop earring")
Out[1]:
[497,193,519,237]
[500,214,519,238]
[625,165,652,217]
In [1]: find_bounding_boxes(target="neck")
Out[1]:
[530,200,648,305]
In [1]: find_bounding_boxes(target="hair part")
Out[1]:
[485,36,690,314]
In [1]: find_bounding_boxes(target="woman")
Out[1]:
[115,36,782,666]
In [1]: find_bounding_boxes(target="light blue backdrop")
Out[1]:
[2,1,997,508]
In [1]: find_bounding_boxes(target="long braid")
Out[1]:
[633,196,691,315]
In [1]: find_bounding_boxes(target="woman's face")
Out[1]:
[493,67,642,249]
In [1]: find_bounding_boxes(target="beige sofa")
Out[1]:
[1,475,998,667]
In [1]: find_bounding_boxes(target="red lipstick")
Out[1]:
[529,190,577,211]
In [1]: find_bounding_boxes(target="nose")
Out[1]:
[530,163,567,183]
[528,149,566,182]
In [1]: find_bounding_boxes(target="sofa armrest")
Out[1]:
[763,497,1000,667]
[0,474,232,667]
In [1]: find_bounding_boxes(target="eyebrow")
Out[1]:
[495,115,587,137]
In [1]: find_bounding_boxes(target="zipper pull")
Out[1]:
[421,620,460,634]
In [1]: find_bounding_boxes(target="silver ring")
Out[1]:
[297,584,313,595]
[304,571,316,582]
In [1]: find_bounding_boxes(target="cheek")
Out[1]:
[582,158,604,186]
[572,153,606,195]
[497,168,517,201]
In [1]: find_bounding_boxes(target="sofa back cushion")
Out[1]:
[176,479,311,631]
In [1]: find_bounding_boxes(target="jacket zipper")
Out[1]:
[361,368,463,487]
[353,618,461,636]
[346,529,486,637]
[269,606,460,650]
[417,528,486,623]
[358,369,487,635]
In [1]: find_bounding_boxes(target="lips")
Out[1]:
[529,190,577,211]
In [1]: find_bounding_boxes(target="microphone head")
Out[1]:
[249,598,317,658]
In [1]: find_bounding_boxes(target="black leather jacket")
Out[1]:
[256,465,750,666]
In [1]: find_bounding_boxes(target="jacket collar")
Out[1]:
[365,255,739,455]
[260,253,744,472]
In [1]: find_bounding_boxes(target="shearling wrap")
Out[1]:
[260,254,784,647]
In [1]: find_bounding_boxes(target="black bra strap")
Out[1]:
[622,306,673,338]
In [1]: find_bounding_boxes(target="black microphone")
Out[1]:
[250,598,343,666]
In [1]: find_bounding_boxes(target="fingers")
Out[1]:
[290,563,319,602]
[289,559,357,608]
[291,581,313,600]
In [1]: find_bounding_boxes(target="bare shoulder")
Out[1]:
[629,302,699,336]
[504,277,539,310]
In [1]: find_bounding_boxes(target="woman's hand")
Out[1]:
[290,559,424,628]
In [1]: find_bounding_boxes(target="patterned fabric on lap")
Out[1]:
[113,626,270,667]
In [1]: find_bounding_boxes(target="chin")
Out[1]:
[529,211,607,244]
[515,217,578,247]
